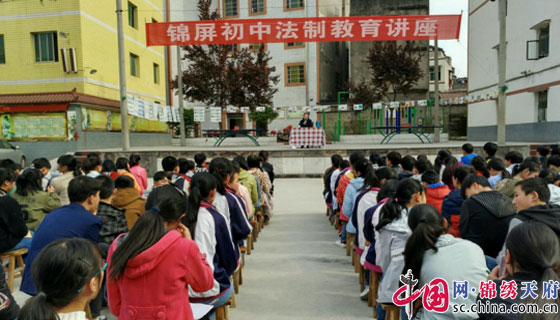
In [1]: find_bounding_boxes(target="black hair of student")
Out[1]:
[483,142,498,157]
[247,155,262,168]
[68,176,102,203]
[504,151,524,164]
[209,157,233,195]
[0,167,15,189]
[110,193,186,281]
[178,158,189,174]
[32,157,51,170]
[487,158,512,180]
[547,155,560,168]
[233,155,249,170]
[115,157,130,172]
[95,175,115,199]
[403,204,446,280]
[512,158,541,177]
[114,175,135,189]
[19,238,102,320]
[376,179,425,231]
[331,154,343,168]
[401,155,416,172]
[386,151,402,166]
[186,160,196,171]
[515,178,551,203]
[414,158,432,174]
[355,158,380,191]
[15,169,43,197]
[421,169,440,185]
[434,149,451,174]
[460,174,491,199]
[377,179,399,202]
[0,159,19,172]
[416,154,429,162]
[259,150,270,162]
[102,159,117,173]
[462,143,474,154]
[551,146,560,156]
[194,153,207,166]
[230,160,241,179]
[82,156,101,173]
[376,167,398,182]
[57,154,81,177]
[441,156,459,186]
[162,156,178,172]
[537,145,550,157]
[471,156,490,178]
[185,172,217,237]
[506,222,560,320]
[129,154,141,167]
[153,171,168,182]
[453,165,476,186]
[539,168,560,185]
[369,153,382,166]
[339,160,350,170]
[349,151,365,166]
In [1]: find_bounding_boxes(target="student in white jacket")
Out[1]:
[375,178,426,304]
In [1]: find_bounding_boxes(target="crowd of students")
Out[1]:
[323,143,560,319]
[0,151,275,320]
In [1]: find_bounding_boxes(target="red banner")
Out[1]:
[146,15,461,46]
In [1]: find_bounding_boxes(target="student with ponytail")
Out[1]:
[487,158,512,188]
[19,238,104,320]
[495,158,540,199]
[186,173,238,318]
[51,155,82,205]
[402,204,487,319]
[479,222,560,320]
[107,189,213,320]
[375,178,426,305]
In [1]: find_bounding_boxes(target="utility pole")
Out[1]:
[176,46,186,147]
[497,0,507,145]
[433,38,440,143]
[116,0,130,150]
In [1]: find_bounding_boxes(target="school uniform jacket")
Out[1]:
[225,189,252,245]
[362,200,387,273]
[336,169,354,221]
[189,202,238,301]
[351,188,379,253]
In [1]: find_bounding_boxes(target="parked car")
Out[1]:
[0,139,25,167]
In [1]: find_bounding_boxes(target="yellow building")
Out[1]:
[0,0,170,161]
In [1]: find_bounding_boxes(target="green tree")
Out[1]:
[249,107,279,135]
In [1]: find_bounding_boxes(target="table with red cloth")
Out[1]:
[289,127,326,148]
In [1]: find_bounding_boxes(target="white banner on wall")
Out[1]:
[193,107,205,122]
[210,107,222,123]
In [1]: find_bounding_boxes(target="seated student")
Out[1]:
[495,158,540,199]
[102,159,118,177]
[94,175,128,251]
[483,142,498,162]
[324,154,343,209]
[459,174,515,258]
[376,179,426,306]
[112,175,145,230]
[375,166,398,186]
[0,266,19,319]
[331,159,350,218]
[0,159,22,177]
[478,222,560,320]
[248,155,273,224]
[421,169,451,213]
[504,151,523,174]
[20,176,102,295]
[18,238,105,320]
[441,165,476,237]
[146,156,189,208]
[471,155,490,178]
[12,169,60,231]
[403,204,487,320]
[369,152,385,170]
[537,145,550,167]
[548,155,560,173]
[412,157,432,181]
[433,149,452,178]
[459,143,478,165]
[83,154,102,178]
[231,161,254,219]
[441,156,459,190]
[487,158,512,188]
[129,154,148,193]
[179,158,195,180]
[386,151,402,174]
[398,155,416,180]
[336,152,364,244]
[194,153,209,173]
[185,173,238,318]
[0,168,30,254]
[142,171,170,200]
[259,150,275,195]
[114,158,142,194]
[540,168,560,205]
[233,156,258,213]
[107,192,213,320]
[51,155,82,205]
[32,157,52,191]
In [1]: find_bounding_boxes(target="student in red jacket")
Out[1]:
[421,169,451,213]
[107,187,213,320]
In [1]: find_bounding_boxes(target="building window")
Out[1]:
[128,2,138,28]
[285,63,305,86]
[153,63,159,84]
[537,90,547,122]
[538,24,549,58]
[33,32,58,62]
[0,35,5,64]
[429,66,441,82]
[250,0,265,15]
[249,43,266,52]
[286,42,305,49]
[285,0,304,10]
[224,0,239,17]
[130,53,139,77]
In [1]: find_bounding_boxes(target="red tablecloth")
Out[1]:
[289,128,326,147]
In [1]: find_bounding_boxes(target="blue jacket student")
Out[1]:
[441,189,464,237]
[460,153,478,165]
[342,177,364,234]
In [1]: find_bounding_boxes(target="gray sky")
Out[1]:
[430,0,468,77]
